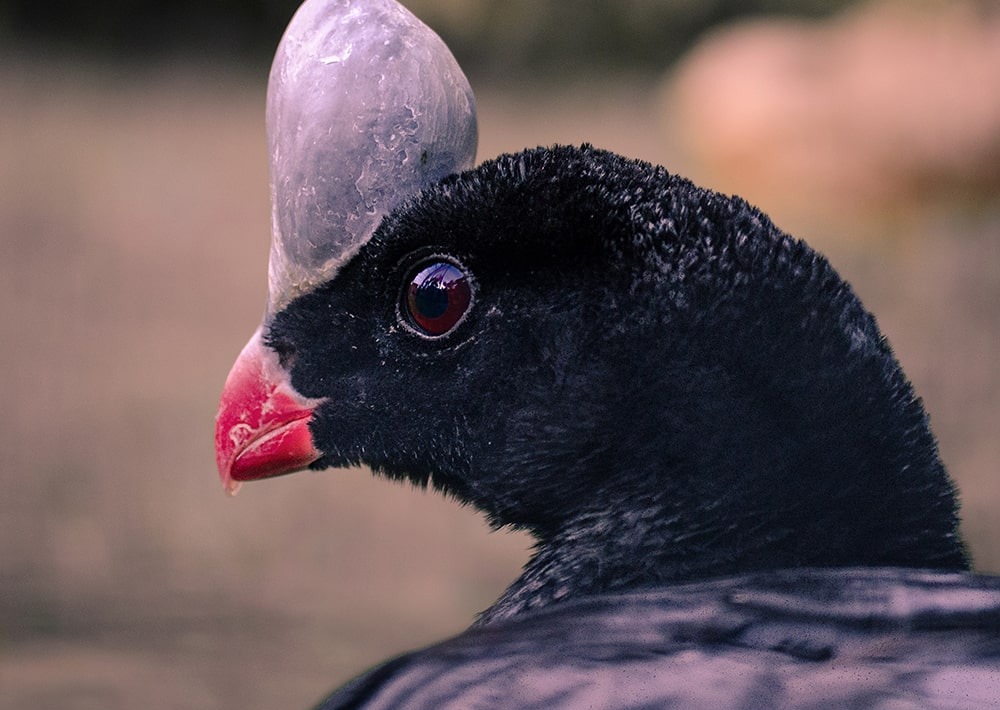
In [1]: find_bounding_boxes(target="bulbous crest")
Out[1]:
[265,0,478,315]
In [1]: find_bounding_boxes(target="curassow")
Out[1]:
[214,0,1000,707]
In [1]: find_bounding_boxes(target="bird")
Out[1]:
[213,0,1000,708]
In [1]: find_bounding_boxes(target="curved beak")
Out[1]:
[214,328,323,494]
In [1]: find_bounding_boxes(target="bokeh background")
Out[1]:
[2,0,998,708]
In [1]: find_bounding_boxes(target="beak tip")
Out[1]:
[214,423,241,496]
[223,476,242,497]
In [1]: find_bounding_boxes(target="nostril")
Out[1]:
[268,337,298,369]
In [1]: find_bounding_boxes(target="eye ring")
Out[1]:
[399,257,475,338]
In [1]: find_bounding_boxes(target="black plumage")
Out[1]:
[236,145,999,707]
[268,144,966,600]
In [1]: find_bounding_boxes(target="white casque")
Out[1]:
[264,0,478,316]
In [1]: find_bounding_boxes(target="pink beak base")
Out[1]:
[214,329,322,494]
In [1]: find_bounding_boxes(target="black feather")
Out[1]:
[263,145,990,706]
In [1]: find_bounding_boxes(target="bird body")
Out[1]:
[317,568,1000,709]
[212,1,1000,707]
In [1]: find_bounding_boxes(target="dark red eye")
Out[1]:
[403,260,473,337]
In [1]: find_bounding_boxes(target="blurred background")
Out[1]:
[1,0,998,708]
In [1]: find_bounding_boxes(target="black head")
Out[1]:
[265,145,967,600]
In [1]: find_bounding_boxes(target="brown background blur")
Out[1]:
[2,1,998,708]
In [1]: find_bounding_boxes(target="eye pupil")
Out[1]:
[405,261,473,337]
[412,272,450,319]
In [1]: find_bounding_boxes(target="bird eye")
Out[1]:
[402,260,473,337]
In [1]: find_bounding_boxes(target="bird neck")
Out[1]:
[477,500,741,625]
[477,446,968,626]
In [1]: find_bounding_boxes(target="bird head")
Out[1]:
[215,0,966,585]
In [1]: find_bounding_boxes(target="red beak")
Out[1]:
[214,328,322,494]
